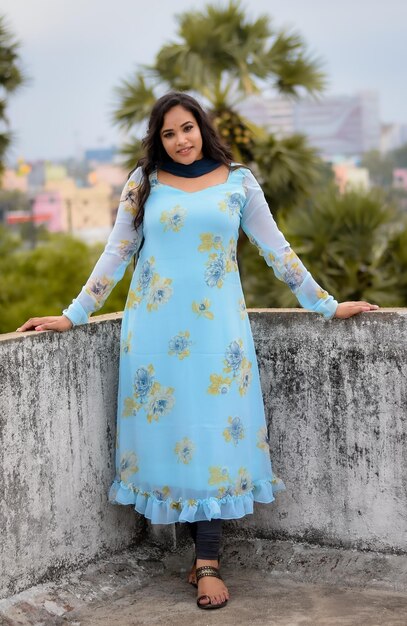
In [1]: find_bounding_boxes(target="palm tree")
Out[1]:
[0,15,26,176]
[240,185,403,308]
[113,1,326,169]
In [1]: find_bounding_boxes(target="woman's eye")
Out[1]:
[163,132,173,139]
[184,125,193,132]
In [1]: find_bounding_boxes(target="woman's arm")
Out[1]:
[17,167,144,332]
[240,169,378,319]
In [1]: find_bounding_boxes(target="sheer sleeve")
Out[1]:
[62,167,144,325]
[240,169,338,319]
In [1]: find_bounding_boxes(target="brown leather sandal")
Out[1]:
[196,565,228,610]
[188,555,221,588]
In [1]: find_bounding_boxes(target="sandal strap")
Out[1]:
[196,565,222,581]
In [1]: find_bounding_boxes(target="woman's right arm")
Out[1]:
[16,167,144,332]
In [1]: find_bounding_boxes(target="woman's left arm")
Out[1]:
[240,169,378,319]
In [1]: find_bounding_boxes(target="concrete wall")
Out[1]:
[227,309,407,554]
[1,310,406,598]
[0,315,145,599]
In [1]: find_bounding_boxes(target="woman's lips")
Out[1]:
[177,147,193,155]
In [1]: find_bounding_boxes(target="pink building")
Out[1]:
[393,169,407,191]
[7,192,64,231]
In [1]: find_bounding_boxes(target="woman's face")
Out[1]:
[160,105,203,164]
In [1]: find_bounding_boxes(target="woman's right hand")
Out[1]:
[16,315,73,333]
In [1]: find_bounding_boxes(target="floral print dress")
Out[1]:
[63,166,338,524]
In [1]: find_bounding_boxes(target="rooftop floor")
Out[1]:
[1,539,407,626]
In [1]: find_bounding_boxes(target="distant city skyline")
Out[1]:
[3,0,407,162]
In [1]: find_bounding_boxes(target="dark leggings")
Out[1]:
[188,519,223,560]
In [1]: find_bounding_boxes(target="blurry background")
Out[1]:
[1,0,407,333]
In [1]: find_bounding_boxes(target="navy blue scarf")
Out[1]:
[159,156,222,178]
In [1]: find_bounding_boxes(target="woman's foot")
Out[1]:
[188,559,197,586]
[195,559,229,607]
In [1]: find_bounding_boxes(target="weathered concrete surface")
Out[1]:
[0,315,146,600]
[243,309,407,554]
[1,540,407,625]
[1,309,407,601]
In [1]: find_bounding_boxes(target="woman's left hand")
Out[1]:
[334,301,379,319]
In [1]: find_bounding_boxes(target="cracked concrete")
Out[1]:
[1,539,407,626]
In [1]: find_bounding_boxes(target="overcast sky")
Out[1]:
[3,0,407,162]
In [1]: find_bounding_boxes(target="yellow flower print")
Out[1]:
[198,233,223,252]
[271,474,285,490]
[146,274,173,312]
[126,289,142,310]
[187,499,197,506]
[170,501,182,510]
[217,485,235,498]
[207,373,232,395]
[192,299,214,319]
[208,466,230,485]
[118,239,136,261]
[160,205,186,232]
[153,485,170,501]
[238,298,247,319]
[121,331,132,354]
[120,451,139,481]
[122,396,141,418]
[174,437,195,464]
[85,276,114,304]
[168,331,192,360]
[225,237,238,273]
[146,382,175,423]
[238,357,252,396]
[257,427,269,451]
[234,467,253,495]
[316,287,329,300]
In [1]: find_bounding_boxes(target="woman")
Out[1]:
[17,92,379,610]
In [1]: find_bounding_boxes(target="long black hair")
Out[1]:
[127,91,238,231]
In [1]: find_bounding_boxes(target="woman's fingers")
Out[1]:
[16,317,55,331]
[334,301,380,319]
[16,316,73,332]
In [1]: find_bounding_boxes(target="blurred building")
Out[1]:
[380,124,407,154]
[238,91,381,156]
[43,177,114,243]
[333,162,370,194]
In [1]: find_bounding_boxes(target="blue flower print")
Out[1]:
[224,340,244,374]
[146,382,175,422]
[205,252,226,288]
[139,258,154,295]
[168,331,192,360]
[228,193,244,215]
[223,416,245,446]
[219,192,245,217]
[134,366,154,401]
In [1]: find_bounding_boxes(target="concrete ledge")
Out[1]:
[1,309,407,600]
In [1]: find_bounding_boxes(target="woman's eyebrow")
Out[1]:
[161,120,194,134]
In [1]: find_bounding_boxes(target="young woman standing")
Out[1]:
[17,92,379,610]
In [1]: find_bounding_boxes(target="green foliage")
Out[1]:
[392,143,407,169]
[0,230,132,334]
[240,187,406,309]
[0,15,27,176]
[252,133,323,216]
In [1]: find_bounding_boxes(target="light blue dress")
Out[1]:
[63,165,338,525]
